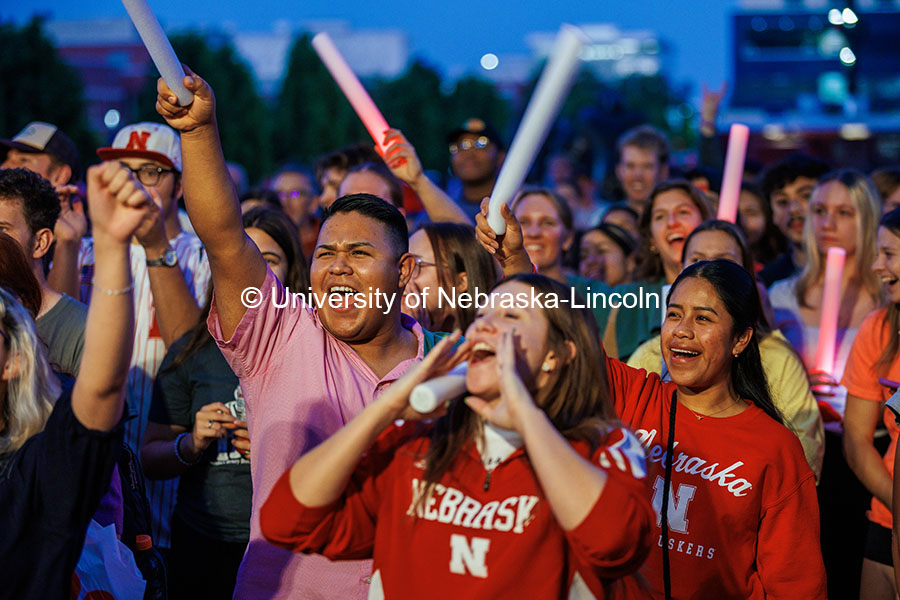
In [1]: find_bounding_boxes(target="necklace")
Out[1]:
[679,398,743,420]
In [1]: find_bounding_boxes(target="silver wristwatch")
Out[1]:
[146,248,178,267]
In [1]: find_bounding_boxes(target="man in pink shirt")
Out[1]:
[156,70,439,598]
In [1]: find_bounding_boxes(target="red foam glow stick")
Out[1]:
[312,32,390,153]
[814,247,847,375]
[717,123,750,223]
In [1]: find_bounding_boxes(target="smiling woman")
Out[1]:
[607,259,826,599]
[259,274,655,599]
[603,180,712,360]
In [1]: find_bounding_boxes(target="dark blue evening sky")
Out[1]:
[5,0,732,93]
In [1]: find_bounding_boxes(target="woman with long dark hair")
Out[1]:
[627,220,824,479]
[603,180,713,360]
[609,259,826,598]
[141,207,309,598]
[483,212,826,597]
[737,182,787,268]
[259,275,655,598]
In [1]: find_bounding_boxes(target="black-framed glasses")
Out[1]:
[449,136,490,155]
[410,255,438,278]
[120,162,175,187]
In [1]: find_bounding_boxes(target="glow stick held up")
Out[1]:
[814,247,847,375]
[716,123,750,223]
[312,32,391,154]
[410,364,468,414]
[120,0,192,106]
[486,25,587,234]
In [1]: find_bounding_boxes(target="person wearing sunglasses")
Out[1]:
[447,118,506,222]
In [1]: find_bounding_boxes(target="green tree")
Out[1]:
[0,17,96,174]
[273,33,367,169]
[137,32,273,183]
[372,60,450,173]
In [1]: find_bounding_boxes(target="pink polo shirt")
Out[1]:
[209,268,426,599]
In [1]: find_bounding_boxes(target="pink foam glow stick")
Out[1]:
[312,32,390,153]
[716,123,750,223]
[814,247,847,375]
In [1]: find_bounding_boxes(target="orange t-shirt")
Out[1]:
[842,307,900,529]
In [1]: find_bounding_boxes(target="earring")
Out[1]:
[733,352,740,358]
[541,363,552,372]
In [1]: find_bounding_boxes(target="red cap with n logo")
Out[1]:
[97,122,182,171]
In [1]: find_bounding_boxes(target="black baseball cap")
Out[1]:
[1,121,82,183]
[446,118,504,149]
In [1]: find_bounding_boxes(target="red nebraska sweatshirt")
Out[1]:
[261,421,655,599]
[605,357,827,599]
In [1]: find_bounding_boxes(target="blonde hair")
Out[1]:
[0,287,60,455]
[795,170,883,309]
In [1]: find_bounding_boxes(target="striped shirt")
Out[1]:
[79,232,211,548]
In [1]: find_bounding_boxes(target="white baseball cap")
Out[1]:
[97,122,182,172]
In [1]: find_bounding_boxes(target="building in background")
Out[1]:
[729,0,900,167]
[481,23,668,90]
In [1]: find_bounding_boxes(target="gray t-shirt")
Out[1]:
[35,294,87,377]
[149,334,251,543]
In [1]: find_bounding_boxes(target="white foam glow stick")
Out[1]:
[716,124,750,223]
[120,0,192,106]
[814,247,847,375]
[410,363,468,414]
[312,32,391,154]
[487,24,587,234]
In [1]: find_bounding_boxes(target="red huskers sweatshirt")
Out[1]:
[261,422,655,599]
[605,357,827,599]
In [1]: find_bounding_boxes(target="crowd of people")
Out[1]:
[2,58,900,600]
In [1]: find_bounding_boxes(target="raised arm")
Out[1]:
[47,188,88,297]
[72,163,147,430]
[133,190,202,346]
[155,68,267,339]
[381,128,472,225]
[473,198,533,276]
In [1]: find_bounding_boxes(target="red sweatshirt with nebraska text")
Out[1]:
[260,422,655,599]
[605,357,826,599]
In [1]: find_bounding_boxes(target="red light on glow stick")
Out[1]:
[717,123,749,223]
[814,247,847,375]
[312,32,390,154]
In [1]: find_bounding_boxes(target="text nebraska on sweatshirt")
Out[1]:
[635,428,754,497]
[406,479,539,533]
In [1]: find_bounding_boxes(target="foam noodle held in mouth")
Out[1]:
[312,32,391,154]
[120,0,193,106]
[717,123,750,224]
[814,246,847,375]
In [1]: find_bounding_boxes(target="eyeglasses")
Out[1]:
[120,163,175,187]
[410,255,438,278]
[449,136,490,155]
[278,189,313,202]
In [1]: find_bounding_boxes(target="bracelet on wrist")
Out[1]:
[93,282,134,296]
[174,431,203,466]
